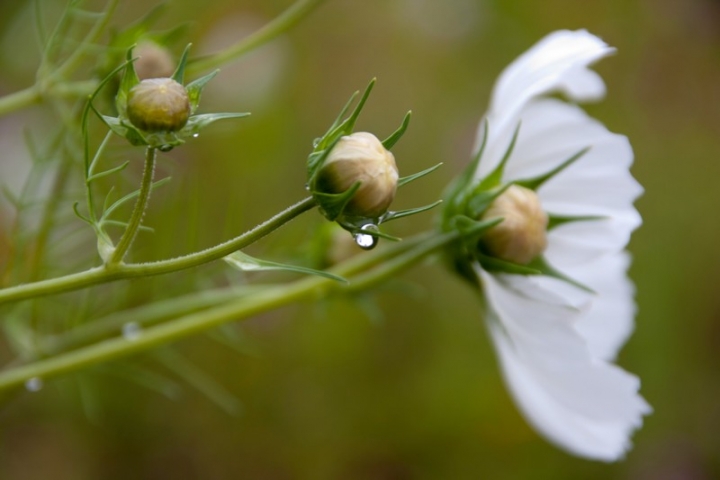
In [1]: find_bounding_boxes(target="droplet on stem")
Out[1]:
[122,322,143,341]
[25,377,43,392]
[354,224,379,250]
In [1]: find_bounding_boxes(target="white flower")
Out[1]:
[464,30,651,461]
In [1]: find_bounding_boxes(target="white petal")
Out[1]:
[479,268,650,461]
[474,30,614,179]
[563,253,637,361]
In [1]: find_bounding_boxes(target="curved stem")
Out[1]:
[187,0,328,75]
[0,197,317,305]
[0,230,455,391]
[109,147,157,265]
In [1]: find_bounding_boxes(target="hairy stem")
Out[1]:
[0,197,317,305]
[108,147,157,265]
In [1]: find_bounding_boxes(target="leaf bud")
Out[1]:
[127,78,191,132]
[480,185,548,264]
[316,132,398,218]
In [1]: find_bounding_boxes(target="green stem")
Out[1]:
[0,230,456,391]
[0,86,42,117]
[0,197,317,305]
[108,147,157,265]
[187,0,328,75]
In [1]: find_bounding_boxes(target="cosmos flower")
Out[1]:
[442,30,651,461]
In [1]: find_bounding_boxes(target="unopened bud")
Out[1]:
[133,42,176,80]
[316,132,398,218]
[127,78,191,132]
[480,185,548,265]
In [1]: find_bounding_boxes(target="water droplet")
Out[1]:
[25,377,43,392]
[192,133,199,138]
[354,224,379,250]
[122,322,142,341]
[304,182,310,191]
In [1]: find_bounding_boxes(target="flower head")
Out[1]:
[442,30,650,461]
[96,44,249,152]
[307,79,442,249]
[315,132,399,218]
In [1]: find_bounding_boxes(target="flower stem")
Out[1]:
[0,230,457,392]
[0,197,317,305]
[187,0,328,74]
[108,147,157,265]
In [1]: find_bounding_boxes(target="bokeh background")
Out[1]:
[1,0,719,478]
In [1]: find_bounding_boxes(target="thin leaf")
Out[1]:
[312,181,361,221]
[102,220,155,233]
[102,176,171,220]
[72,201,93,225]
[345,78,375,133]
[87,161,130,183]
[225,251,347,283]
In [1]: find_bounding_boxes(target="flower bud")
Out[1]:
[480,185,548,265]
[133,42,176,80]
[315,132,398,218]
[127,78,191,132]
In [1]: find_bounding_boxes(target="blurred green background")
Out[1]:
[1,0,719,478]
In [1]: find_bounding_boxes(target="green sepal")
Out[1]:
[101,115,149,147]
[172,43,192,84]
[380,200,443,223]
[307,136,341,182]
[526,256,595,293]
[440,120,488,225]
[467,183,511,219]
[224,251,347,283]
[547,213,606,230]
[311,78,375,155]
[477,253,543,276]
[477,121,521,191]
[398,162,443,188]
[179,112,250,137]
[514,147,590,191]
[382,110,411,150]
[116,46,140,118]
[451,215,503,246]
[185,69,219,114]
[313,181,361,221]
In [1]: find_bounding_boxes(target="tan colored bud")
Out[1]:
[316,132,398,218]
[133,42,176,80]
[480,185,548,265]
[127,78,191,132]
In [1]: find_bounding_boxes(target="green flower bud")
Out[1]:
[126,78,191,132]
[133,42,176,80]
[315,132,398,218]
[480,185,548,264]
